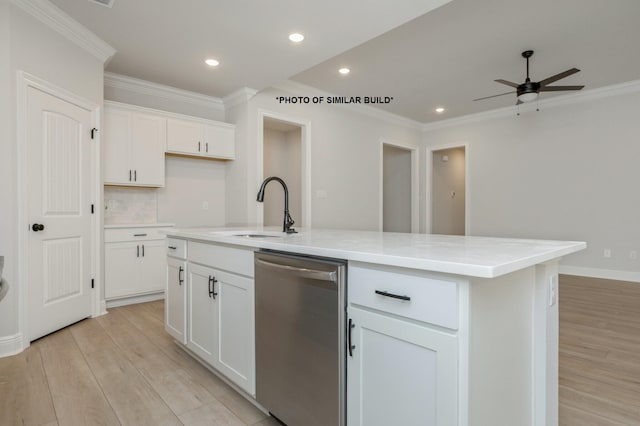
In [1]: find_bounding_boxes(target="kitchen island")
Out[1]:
[163,227,585,426]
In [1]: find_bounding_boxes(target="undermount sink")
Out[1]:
[209,230,289,238]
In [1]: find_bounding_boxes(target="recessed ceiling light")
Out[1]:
[289,33,304,43]
[435,107,445,113]
[205,59,220,67]
[338,68,350,75]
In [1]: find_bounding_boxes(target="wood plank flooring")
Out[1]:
[559,274,640,425]
[0,301,279,426]
[1,275,639,425]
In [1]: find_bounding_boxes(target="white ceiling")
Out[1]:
[51,0,640,123]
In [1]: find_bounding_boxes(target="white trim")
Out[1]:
[104,72,225,112]
[426,142,469,235]
[10,0,116,65]
[105,291,164,308]
[223,87,258,110]
[422,78,640,132]
[0,333,24,358]
[559,265,640,283]
[257,109,312,229]
[272,80,424,131]
[16,71,101,351]
[379,139,419,233]
[104,100,234,128]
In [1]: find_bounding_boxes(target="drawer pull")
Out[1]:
[178,266,184,285]
[168,246,177,250]
[375,290,411,301]
[133,233,147,237]
[348,318,355,357]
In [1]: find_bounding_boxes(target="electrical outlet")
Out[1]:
[316,189,328,199]
[604,248,612,258]
[202,201,209,210]
[630,251,637,260]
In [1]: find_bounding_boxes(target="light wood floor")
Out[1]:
[559,274,640,426]
[2,275,639,425]
[0,300,280,426]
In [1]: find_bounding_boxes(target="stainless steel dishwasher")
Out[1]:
[255,250,346,426]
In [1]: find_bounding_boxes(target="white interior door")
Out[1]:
[26,86,93,341]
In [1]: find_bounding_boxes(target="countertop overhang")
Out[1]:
[164,227,586,278]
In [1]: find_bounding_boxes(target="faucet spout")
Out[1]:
[256,176,297,234]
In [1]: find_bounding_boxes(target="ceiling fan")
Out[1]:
[474,50,584,105]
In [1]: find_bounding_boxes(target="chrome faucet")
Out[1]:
[256,176,297,234]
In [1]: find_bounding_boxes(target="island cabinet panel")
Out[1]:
[347,306,458,426]
[178,242,256,395]
[166,256,187,344]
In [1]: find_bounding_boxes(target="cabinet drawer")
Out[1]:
[188,241,254,277]
[349,264,458,330]
[167,238,187,259]
[105,226,171,242]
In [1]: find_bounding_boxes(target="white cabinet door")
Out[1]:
[166,257,186,344]
[104,242,139,299]
[213,269,255,395]
[204,123,235,159]
[347,306,458,426]
[131,113,165,186]
[103,108,131,185]
[187,263,219,364]
[167,118,204,155]
[137,239,167,294]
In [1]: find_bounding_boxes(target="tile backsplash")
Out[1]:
[104,186,158,224]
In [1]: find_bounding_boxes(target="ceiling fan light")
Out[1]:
[517,92,538,103]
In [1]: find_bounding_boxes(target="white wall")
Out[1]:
[383,144,412,233]
[423,90,640,278]
[263,127,302,227]
[226,86,423,231]
[0,4,104,345]
[431,147,465,235]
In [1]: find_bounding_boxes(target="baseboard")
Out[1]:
[105,291,164,308]
[559,265,640,283]
[0,332,24,358]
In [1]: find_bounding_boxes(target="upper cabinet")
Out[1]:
[167,118,235,159]
[104,103,166,187]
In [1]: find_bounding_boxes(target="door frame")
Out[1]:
[426,142,469,235]
[379,139,419,233]
[256,109,311,228]
[16,71,102,349]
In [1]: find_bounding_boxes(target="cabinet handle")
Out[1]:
[168,246,177,250]
[198,141,201,152]
[129,170,132,181]
[348,318,355,357]
[134,170,137,181]
[374,290,411,301]
[208,275,218,299]
[136,245,139,257]
[206,142,208,152]
[142,244,144,257]
[178,266,184,285]
[133,233,147,237]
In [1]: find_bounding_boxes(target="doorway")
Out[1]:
[381,141,418,233]
[430,146,466,235]
[261,116,303,228]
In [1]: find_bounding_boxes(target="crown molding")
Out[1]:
[11,0,116,65]
[422,78,640,132]
[223,87,258,110]
[272,80,425,131]
[104,72,224,111]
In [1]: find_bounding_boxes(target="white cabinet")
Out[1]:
[104,227,170,300]
[166,238,187,344]
[167,118,235,159]
[104,104,165,187]
[176,241,255,395]
[347,306,458,426]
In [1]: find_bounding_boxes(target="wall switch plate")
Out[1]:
[316,189,327,199]
[202,201,209,210]
[604,248,612,258]
[631,251,637,260]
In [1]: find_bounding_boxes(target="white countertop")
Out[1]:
[105,223,175,229]
[164,227,586,278]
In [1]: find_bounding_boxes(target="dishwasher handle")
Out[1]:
[255,258,337,282]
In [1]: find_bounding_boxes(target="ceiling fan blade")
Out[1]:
[539,85,585,92]
[473,91,516,101]
[495,79,519,88]
[538,68,580,86]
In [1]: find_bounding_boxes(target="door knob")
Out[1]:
[32,223,45,232]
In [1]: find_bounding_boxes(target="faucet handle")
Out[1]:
[285,212,297,234]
